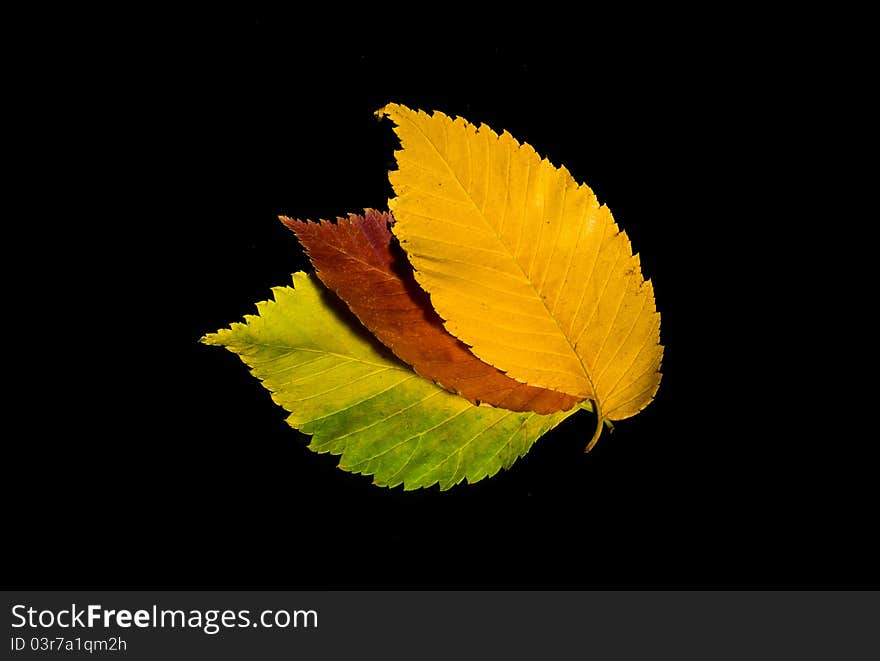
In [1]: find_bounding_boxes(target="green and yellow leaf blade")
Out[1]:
[202,272,578,490]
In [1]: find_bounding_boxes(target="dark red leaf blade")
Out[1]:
[281,210,579,414]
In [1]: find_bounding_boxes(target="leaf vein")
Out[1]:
[331,387,442,445]
[295,367,395,402]
[594,292,650,388]
[408,411,516,486]
[302,374,419,425]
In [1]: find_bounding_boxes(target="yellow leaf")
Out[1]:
[378,103,662,445]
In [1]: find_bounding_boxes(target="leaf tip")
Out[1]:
[278,214,300,231]
[375,102,400,121]
[200,330,226,347]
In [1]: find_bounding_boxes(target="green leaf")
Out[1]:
[202,272,579,490]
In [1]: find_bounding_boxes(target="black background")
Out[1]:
[7,17,875,587]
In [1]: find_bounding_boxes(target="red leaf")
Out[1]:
[281,210,579,414]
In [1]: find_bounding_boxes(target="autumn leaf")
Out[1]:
[201,272,577,490]
[280,210,579,414]
[378,104,663,449]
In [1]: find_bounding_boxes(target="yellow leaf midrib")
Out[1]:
[235,339,404,373]
[401,113,597,403]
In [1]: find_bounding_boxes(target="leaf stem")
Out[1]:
[584,399,603,453]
